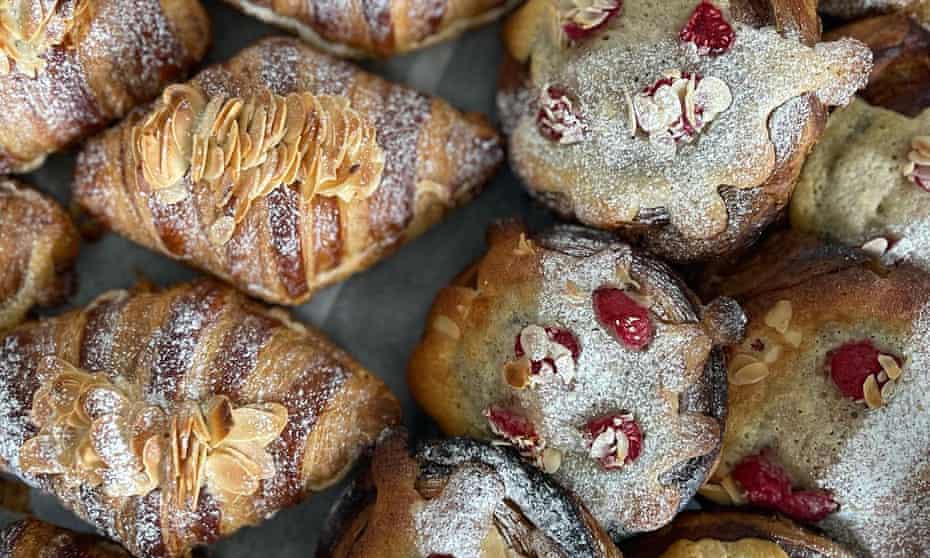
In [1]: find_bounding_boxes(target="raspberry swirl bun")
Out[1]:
[318,430,621,558]
[699,232,930,557]
[620,512,855,558]
[408,223,745,537]
[498,0,872,262]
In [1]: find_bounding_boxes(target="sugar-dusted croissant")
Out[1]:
[222,0,519,58]
[318,430,622,558]
[0,179,79,332]
[0,518,131,557]
[0,0,211,174]
[0,279,401,558]
[75,37,503,306]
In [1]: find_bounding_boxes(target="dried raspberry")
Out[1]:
[827,340,892,400]
[562,0,623,42]
[680,1,735,56]
[583,413,643,470]
[515,326,581,376]
[731,450,839,523]
[486,407,537,441]
[537,86,585,144]
[593,287,654,350]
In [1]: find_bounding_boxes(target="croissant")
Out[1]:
[0,0,211,174]
[0,179,79,332]
[74,37,503,306]
[318,430,622,558]
[0,518,132,557]
[222,0,519,58]
[0,279,401,558]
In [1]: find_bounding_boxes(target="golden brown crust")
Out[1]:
[0,179,79,332]
[408,222,743,537]
[222,0,520,58]
[699,232,930,557]
[826,13,930,116]
[620,512,855,558]
[0,279,401,558]
[0,518,131,557]
[498,0,869,263]
[74,37,503,306]
[318,431,623,558]
[0,0,210,174]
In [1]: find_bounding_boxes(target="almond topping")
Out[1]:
[763,344,783,364]
[861,237,889,258]
[878,354,902,380]
[698,483,732,505]
[783,329,803,348]
[721,475,747,505]
[0,0,90,77]
[513,233,536,256]
[433,315,461,340]
[541,447,563,474]
[881,380,896,403]
[863,375,883,409]
[728,353,758,372]
[764,300,793,334]
[731,362,770,386]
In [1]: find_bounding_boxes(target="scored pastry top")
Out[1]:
[501,0,871,244]
[410,223,744,537]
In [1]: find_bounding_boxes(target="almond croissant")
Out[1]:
[0,0,211,174]
[0,179,79,332]
[0,279,401,558]
[75,37,503,306]
[0,518,132,557]
[222,0,520,58]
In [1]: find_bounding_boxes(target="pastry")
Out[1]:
[0,0,210,174]
[0,279,401,558]
[825,12,930,116]
[222,0,520,58]
[620,512,855,558]
[0,518,131,557]
[318,430,622,558]
[408,222,745,537]
[819,0,930,20]
[498,0,871,262]
[791,98,930,272]
[74,37,503,306]
[0,179,79,332]
[699,232,930,557]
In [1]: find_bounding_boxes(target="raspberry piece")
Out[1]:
[583,413,643,470]
[827,340,890,400]
[593,287,654,350]
[486,407,537,441]
[562,0,623,42]
[515,326,581,376]
[680,1,736,55]
[537,86,585,144]
[731,450,839,523]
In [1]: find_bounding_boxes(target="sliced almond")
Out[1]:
[721,475,747,505]
[764,300,793,334]
[728,353,758,372]
[878,354,902,380]
[513,233,536,257]
[912,135,930,154]
[881,380,896,403]
[731,362,770,386]
[698,483,732,505]
[861,237,889,258]
[227,404,288,445]
[541,447,562,474]
[863,375,883,409]
[762,344,783,364]
[614,431,630,463]
[783,329,803,348]
[432,315,461,340]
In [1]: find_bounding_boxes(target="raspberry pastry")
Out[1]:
[825,13,930,117]
[318,431,621,558]
[0,0,210,174]
[75,37,503,306]
[791,98,930,272]
[0,518,131,557]
[620,512,855,558]
[498,0,872,262]
[408,222,745,537]
[0,279,400,558]
[700,232,930,557]
[222,0,520,58]
[0,179,79,332]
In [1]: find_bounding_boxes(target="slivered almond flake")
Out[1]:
[513,233,536,256]
[541,447,563,473]
[433,315,461,339]
[878,354,902,380]
[863,375,883,409]
[731,362,769,385]
[615,262,640,289]
[783,329,803,348]
[764,300,792,334]
[881,380,896,403]
[763,344,783,364]
[721,475,747,505]
[861,237,889,258]
[728,353,758,372]
[698,483,732,505]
